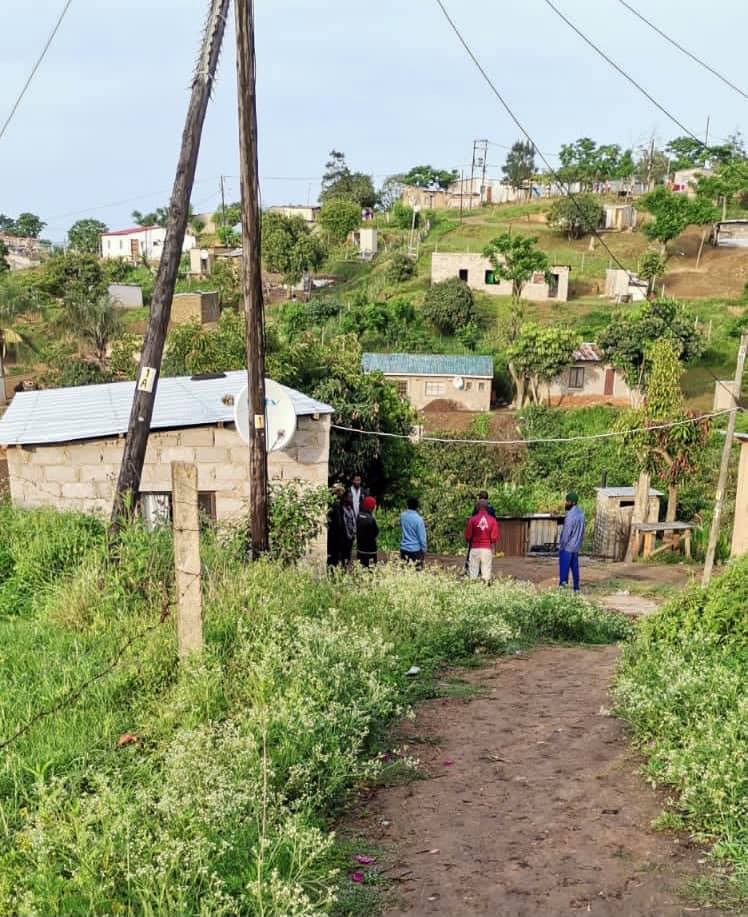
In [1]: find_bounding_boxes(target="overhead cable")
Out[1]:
[0,0,75,144]
[616,0,747,101]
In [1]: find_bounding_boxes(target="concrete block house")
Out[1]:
[362,353,494,412]
[0,372,333,545]
[431,252,570,303]
[547,343,633,406]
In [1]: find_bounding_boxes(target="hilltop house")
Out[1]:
[0,373,333,555]
[547,343,633,406]
[267,205,320,224]
[362,353,494,412]
[431,252,570,303]
[101,226,196,263]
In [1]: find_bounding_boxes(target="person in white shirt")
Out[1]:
[349,473,366,517]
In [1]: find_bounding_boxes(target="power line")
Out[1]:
[0,0,75,144]
[431,0,637,280]
[332,410,729,447]
[541,0,710,145]
[616,0,747,101]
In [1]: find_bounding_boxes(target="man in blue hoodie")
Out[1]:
[400,497,427,569]
[559,492,585,592]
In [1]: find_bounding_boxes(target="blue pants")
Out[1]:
[559,550,580,591]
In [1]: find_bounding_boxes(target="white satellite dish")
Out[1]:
[233,379,297,452]
[452,375,465,390]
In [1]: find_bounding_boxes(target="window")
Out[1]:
[425,381,445,396]
[484,270,498,285]
[569,367,585,389]
[458,268,469,282]
[395,380,408,397]
[198,491,217,523]
[140,493,171,530]
[465,381,473,391]
[119,239,124,250]
[478,382,485,392]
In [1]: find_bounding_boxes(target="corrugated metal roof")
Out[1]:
[596,487,664,497]
[0,371,333,447]
[573,343,602,362]
[362,353,494,378]
[102,226,159,236]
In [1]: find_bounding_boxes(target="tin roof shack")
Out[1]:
[496,514,566,557]
[0,372,333,562]
[362,353,493,412]
[712,219,748,248]
[593,486,662,560]
[431,252,569,302]
[170,291,220,326]
[603,203,637,231]
[547,343,634,406]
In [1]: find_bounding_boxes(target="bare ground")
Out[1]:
[347,645,728,917]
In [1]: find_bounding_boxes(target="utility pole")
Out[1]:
[459,168,464,223]
[705,114,711,148]
[110,0,230,537]
[469,139,489,205]
[646,136,655,191]
[235,0,269,558]
[702,332,748,585]
[219,174,227,240]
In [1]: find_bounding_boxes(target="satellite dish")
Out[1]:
[233,379,297,451]
[452,375,465,390]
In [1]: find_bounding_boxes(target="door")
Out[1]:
[130,238,140,262]
[604,367,615,396]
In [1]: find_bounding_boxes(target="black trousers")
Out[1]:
[400,549,425,570]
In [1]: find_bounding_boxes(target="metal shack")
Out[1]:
[496,514,566,556]
[592,486,662,560]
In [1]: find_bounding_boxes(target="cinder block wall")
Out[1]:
[430,252,568,302]
[170,292,220,325]
[386,374,491,412]
[7,415,331,561]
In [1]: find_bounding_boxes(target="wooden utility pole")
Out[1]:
[235,0,270,557]
[702,332,748,585]
[110,0,230,535]
[219,174,227,238]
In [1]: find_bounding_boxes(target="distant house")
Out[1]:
[712,219,748,248]
[603,203,637,231]
[670,167,712,197]
[268,205,320,224]
[547,343,633,405]
[431,252,570,303]
[604,269,648,303]
[101,226,196,263]
[362,353,494,412]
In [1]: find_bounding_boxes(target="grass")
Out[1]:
[0,505,631,916]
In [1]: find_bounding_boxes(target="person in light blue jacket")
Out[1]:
[400,497,427,569]
[559,492,585,592]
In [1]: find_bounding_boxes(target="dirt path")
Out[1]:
[349,645,726,916]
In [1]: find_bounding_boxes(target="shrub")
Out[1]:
[385,253,415,284]
[390,201,415,230]
[318,197,361,243]
[547,194,604,239]
[423,277,476,335]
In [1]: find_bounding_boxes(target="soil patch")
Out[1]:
[347,645,727,916]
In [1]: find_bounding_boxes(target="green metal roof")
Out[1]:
[361,353,494,378]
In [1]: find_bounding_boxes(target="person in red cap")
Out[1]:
[356,496,379,567]
[465,498,500,582]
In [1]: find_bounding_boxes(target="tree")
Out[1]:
[483,232,549,303]
[617,339,710,523]
[557,138,632,189]
[209,258,241,309]
[35,251,105,300]
[319,150,377,208]
[547,194,604,239]
[385,253,415,285]
[402,165,458,190]
[61,293,125,366]
[635,143,669,189]
[261,212,327,288]
[390,200,415,229]
[0,280,37,406]
[379,173,406,210]
[599,297,704,392]
[13,212,45,239]
[641,187,694,254]
[132,207,168,228]
[690,195,720,267]
[423,278,476,335]
[638,249,667,295]
[0,241,9,273]
[502,140,536,193]
[0,214,15,234]
[163,309,246,376]
[696,159,748,220]
[212,200,242,245]
[319,197,361,243]
[68,219,108,254]
[508,322,580,407]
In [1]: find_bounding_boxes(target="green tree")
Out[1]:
[318,197,361,243]
[132,207,168,228]
[35,251,105,299]
[319,150,377,208]
[0,214,15,233]
[261,212,327,289]
[402,165,458,190]
[385,253,415,285]
[163,309,246,376]
[0,280,38,405]
[502,140,536,194]
[696,159,748,220]
[641,187,694,254]
[0,241,9,273]
[423,277,476,334]
[390,200,415,229]
[13,212,45,239]
[483,232,549,303]
[557,138,632,189]
[635,143,670,189]
[599,297,704,391]
[209,259,241,309]
[617,339,711,522]
[508,322,580,407]
[689,195,721,267]
[68,219,108,254]
[638,249,667,295]
[61,293,124,366]
[547,194,604,239]
[379,174,406,210]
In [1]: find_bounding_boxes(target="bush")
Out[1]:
[318,197,361,243]
[547,194,604,239]
[390,201,415,230]
[385,253,415,285]
[423,277,476,335]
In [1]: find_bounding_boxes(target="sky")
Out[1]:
[0,0,745,243]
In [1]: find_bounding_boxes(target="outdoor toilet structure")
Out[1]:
[593,486,663,560]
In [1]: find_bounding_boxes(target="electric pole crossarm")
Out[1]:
[110,0,230,536]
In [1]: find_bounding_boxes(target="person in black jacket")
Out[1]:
[327,484,347,567]
[356,496,379,567]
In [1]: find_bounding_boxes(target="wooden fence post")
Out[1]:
[171,462,203,658]
[625,471,650,563]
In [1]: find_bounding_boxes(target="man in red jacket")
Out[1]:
[465,498,500,582]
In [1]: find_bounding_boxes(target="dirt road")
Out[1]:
[350,646,726,916]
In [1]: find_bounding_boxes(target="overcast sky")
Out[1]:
[1,0,745,242]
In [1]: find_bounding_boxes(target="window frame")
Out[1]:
[568,366,585,390]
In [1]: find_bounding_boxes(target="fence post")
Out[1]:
[171,461,203,659]
[625,470,650,563]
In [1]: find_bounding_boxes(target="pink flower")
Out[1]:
[354,854,375,865]
[350,871,365,883]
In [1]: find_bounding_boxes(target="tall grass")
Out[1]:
[0,506,630,916]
